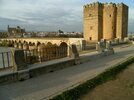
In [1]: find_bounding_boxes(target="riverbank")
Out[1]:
[81,63,134,100]
[0,47,11,52]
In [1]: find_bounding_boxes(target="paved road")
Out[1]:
[0,44,134,100]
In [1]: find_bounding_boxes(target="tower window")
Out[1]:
[109,14,111,17]
[89,37,92,40]
[89,14,92,17]
[90,26,93,30]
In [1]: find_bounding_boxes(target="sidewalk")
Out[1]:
[0,44,134,100]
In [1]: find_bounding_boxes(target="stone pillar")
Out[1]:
[38,44,45,62]
[18,43,23,49]
[23,43,29,50]
[11,49,27,71]
[96,43,99,51]
[29,45,37,50]
[96,42,104,53]
[71,44,80,65]
[12,40,14,44]
[68,45,72,57]
[124,37,129,42]
[81,40,86,50]
[115,38,119,44]
[100,39,106,49]
[71,45,79,58]
[14,43,18,48]
[106,41,114,54]
[0,40,2,44]
[106,41,112,50]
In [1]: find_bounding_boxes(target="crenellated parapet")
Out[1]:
[117,2,128,8]
[84,2,128,10]
[104,2,116,7]
[84,2,103,9]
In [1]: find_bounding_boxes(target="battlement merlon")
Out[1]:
[104,2,116,7]
[84,2,128,9]
[83,2,103,9]
[117,2,128,8]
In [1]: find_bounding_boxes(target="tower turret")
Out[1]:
[103,3,117,40]
[83,2,103,43]
[116,3,128,39]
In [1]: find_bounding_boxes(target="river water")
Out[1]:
[0,47,11,52]
[0,47,13,69]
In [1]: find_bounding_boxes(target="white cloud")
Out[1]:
[0,0,134,32]
[0,0,84,31]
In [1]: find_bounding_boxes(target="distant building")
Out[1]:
[0,32,8,38]
[8,25,26,37]
[84,2,128,43]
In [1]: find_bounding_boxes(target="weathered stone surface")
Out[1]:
[18,70,30,81]
[71,45,79,58]
[124,37,129,42]
[18,43,23,49]
[96,42,104,53]
[14,43,18,48]
[29,45,37,50]
[84,2,128,42]
[11,49,27,71]
[96,43,99,51]
[81,40,86,50]
[103,4,116,40]
[106,41,113,50]
[115,38,119,44]
[100,39,106,48]
[71,45,80,65]
[23,43,29,50]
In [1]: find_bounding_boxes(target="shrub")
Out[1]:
[5,42,13,47]
[0,42,13,47]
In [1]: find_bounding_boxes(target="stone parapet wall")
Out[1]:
[0,49,114,84]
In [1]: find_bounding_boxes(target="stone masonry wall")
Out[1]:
[116,3,128,39]
[103,3,116,40]
[84,2,103,42]
[84,2,128,42]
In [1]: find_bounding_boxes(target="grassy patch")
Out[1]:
[127,81,134,88]
[51,57,134,100]
[0,42,13,47]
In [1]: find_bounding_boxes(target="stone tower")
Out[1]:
[83,2,128,43]
[83,2,103,43]
[116,3,128,39]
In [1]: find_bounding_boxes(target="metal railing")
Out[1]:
[0,52,13,69]
[24,46,68,64]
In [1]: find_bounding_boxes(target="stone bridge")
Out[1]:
[1,38,84,46]
[0,38,86,56]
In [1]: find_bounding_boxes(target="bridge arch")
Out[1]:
[46,42,53,47]
[60,42,68,47]
[60,42,68,57]
[37,41,41,46]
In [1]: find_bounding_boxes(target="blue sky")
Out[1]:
[0,0,134,32]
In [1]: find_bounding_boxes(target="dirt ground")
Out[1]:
[80,63,134,100]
